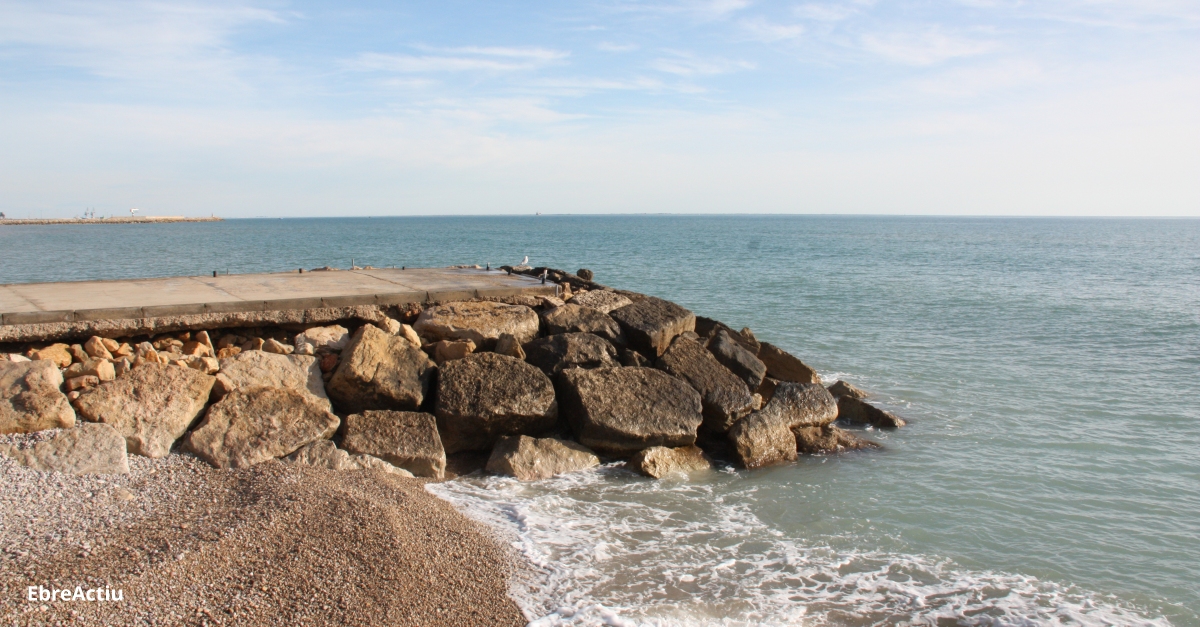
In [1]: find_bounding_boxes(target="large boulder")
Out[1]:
[628,445,711,479]
[286,439,414,477]
[414,301,539,348]
[485,435,600,481]
[827,380,868,400]
[707,330,767,391]
[185,386,339,468]
[435,353,558,454]
[73,363,214,458]
[558,367,702,455]
[568,290,632,314]
[213,350,329,409]
[757,342,821,385]
[794,425,881,454]
[727,382,837,469]
[837,396,906,428]
[540,304,622,342]
[523,333,618,376]
[0,423,128,474]
[609,297,695,357]
[341,410,447,478]
[695,317,760,354]
[0,360,75,434]
[656,336,754,433]
[326,324,435,414]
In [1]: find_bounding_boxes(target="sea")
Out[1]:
[2,215,1197,626]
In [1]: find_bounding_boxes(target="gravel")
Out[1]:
[0,445,525,626]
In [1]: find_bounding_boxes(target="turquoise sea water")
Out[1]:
[2,216,1198,626]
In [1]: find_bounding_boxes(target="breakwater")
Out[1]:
[0,216,221,226]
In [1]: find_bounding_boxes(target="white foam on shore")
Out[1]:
[428,466,1171,627]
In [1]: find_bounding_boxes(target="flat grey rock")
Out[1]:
[540,304,622,342]
[609,296,696,357]
[0,423,128,475]
[186,386,340,468]
[414,300,540,348]
[342,410,447,478]
[523,333,618,376]
[435,353,558,454]
[558,367,702,455]
[485,435,599,481]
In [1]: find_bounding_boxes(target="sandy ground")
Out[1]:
[0,450,526,626]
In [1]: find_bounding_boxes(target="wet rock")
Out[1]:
[523,333,618,376]
[414,301,540,348]
[628,445,711,478]
[707,329,767,391]
[73,363,215,458]
[794,424,881,454]
[213,350,330,409]
[31,343,72,368]
[827,380,868,400]
[540,304,622,342]
[485,435,599,481]
[0,360,76,434]
[341,410,447,478]
[569,289,632,314]
[609,296,696,357]
[327,324,436,414]
[727,382,838,468]
[435,353,558,454]
[837,396,906,428]
[185,386,339,468]
[558,367,702,455]
[293,325,349,356]
[0,423,128,474]
[285,439,414,477]
[656,336,754,433]
[757,342,821,385]
[494,333,525,359]
[433,339,476,365]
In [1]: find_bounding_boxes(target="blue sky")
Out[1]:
[0,0,1197,217]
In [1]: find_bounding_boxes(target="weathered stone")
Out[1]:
[194,331,213,350]
[756,377,779,405]
[100,337,120,353]
[558,367,702,455]
[523,333,618,376]
[576,268,594,281]
[758,342,821,385]
[341,410,446,478]
[559,283,573,300]
[285,439,414,477]
[694,317,759,354]
[540,304,622,342]
[327,324,435,414]
[64,358,115,382]
[433,339,476,365]
[628,445,711,478]
[656,336,754,433]
[184,355,219,375]
[828,380,868,400]
[241,337,265,352]
[610,297,696,357]
[65,375,99,391]
[435,353,558,454]
[213,349,329,410]
[540,296,566,309]
[6,353,32,362]
[569,289,630,314]
[414,301,539,348]
[0,360,75,434]
[708,330,767,391]
[727,382,838,468]
[494,333,525,359]
[31,344,72,368]
[73,363,215,458]
[485,435,599,481]
[0,423,128,475]
[262,338,294,355]
[794,424,881,454]
[68,344,88,363]
[112,357,132,377]
[374,317,402,336]
[294,325,350,356]
[318,353,338,373]
[83,336,113,360]
[181,341,212,357]
[399,324,422,348]
[216,346,241,359]
[837,396,906,428]
[185,386,339,468]
[619,348,650,368]
[113,342,134,359]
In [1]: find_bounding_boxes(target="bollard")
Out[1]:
[298,268,303,274]
[213,271,217,277]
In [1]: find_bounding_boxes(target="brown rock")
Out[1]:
[181,341,212,357]
[523,333,618,376]
[185,386,339,468]
[342,410,447,478]
[758,342,821,385]
[213,350,330,409]
[828,380,868,399]
[241,337,265,352]
[68,344,88,363]
[576,268,594,281]
[73,362,215,458]
[656,336,754,433]
[569,289,631,314]
[540,304,622,342]
[609,296,696,357]
[83,336,113,360]
[433,339,476,365]
[318,353,339,373]
[285,439,414,476]
[216,346,241,359]
[31,343,72,368]
[293,325,350,355]
[327,324,435,414]
[794,424,881,454]
[727,382,838,468]
[64,358,115,382]
[414,300,540,348]
[628,445,711,478]
[485,435,599,481]
[837,396,906,428]
[558,367,702,455]
[262,338,294,355]
[694,317,759,354]
[0,360,76,434]
[100,337,120,353]
[493,333,525,359]
[435,353,558,454]
[113,343,134,359]
[65,375,99,391]
[707,329,767,391]
[0,422,128,474]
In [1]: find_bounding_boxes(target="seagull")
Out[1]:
[520,256,529,265]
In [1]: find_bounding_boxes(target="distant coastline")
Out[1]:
[0,216,221,225]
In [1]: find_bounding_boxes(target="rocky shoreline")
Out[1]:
[0,265,906,624]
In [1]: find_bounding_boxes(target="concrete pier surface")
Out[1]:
[0,216,222,225]
[0,267,556,342]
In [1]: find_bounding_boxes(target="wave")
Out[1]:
[428,466,1171,627]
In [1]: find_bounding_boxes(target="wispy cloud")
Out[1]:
[598,42,640,52]
[350,46,568,73]
[739,17,805,42]
[860,29,995,65]
[649,51,754,75]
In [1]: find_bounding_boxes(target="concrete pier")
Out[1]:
[0,268,556,343]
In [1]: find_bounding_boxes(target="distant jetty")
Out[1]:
[0,216,222,226]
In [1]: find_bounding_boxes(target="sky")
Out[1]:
[0,0,1197,218]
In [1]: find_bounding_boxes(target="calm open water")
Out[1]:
[2,216,1198,626]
